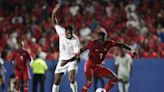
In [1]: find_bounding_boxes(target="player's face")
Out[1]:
[18,42,24,49]
[65,30,73,39]
[98,35,106,44]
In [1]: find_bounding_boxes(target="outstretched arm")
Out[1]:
[51,4,60,26]
[61,46,88,66]
[61,54,80,66]
[80,46,88,54]
[115,42,138,56]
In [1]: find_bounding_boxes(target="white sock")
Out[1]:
[118,82,123,92]
[70,81,77,92]
[125,82,129,92]
[52,84,59,92]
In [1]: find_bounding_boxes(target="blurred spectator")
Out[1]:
[0,0,163,58]
[114,48,133,92]
[31,52,48,92]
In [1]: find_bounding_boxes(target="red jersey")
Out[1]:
[86,40,116,64]
[12,49,31,70]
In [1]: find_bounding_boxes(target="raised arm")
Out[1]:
[115,42,137,56]
[51,4,60,26]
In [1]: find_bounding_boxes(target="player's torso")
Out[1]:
[14,49,28,68]
[116,55,130,71]
[88,41,110,64]
[59,36,78,60]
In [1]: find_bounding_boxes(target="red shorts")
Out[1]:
[84,60,115,78]
[15,67,30,80]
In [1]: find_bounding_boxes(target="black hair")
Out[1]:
[98,32,106,37]
[66,25,73,31]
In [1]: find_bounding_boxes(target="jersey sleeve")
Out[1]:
[72,37,80,54]
[86,41,94,49]
[127,54,132,64]
[25,50,32,62]
[110,40,117,46]
[54,25,65,35]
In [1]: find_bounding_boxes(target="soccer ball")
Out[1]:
[95,88,106,92]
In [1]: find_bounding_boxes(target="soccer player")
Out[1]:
[80,31,137,92]
[11,41,32,92]
[114,48,133,92]
[0,53,6,92]
[51,4,80,92]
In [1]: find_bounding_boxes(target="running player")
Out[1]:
[80,31,137,92]
[114,48,133,92]
[51,4,80,92]
[11,41,32,92]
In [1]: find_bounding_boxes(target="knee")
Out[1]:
[54,77,62,85]
[112,75,118,83]
[83,81,92,89]
[68,75,75,83]
[24,81,29,87]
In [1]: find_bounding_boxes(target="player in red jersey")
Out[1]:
[80,32,137,92]
[11,41,32,92]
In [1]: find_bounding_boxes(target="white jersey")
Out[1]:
[54,25,80,61]
[115,54,132,80]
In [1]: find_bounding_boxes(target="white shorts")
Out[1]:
[118,72,130,81]
[55,60,78,74]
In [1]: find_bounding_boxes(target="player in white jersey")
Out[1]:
[0,54,6,92]
[114,48,133,92]
[51,4,80,92]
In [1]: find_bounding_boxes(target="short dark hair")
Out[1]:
[66,25,73,31]
[98,32,106,37]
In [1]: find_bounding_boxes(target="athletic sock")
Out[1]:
[105,77,117,92]
[24,84,28,92]
[70,81,77,92]
[82,81,91,92]
[52,84,59,92]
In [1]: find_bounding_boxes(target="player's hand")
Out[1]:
[61,60,69,66]
[130,49,138,58]
[53,4,60,13]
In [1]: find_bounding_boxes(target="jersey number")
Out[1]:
[99,53,103,59]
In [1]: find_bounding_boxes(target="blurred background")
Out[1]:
[0,0,164,92]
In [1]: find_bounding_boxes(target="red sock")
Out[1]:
[105,77,117,92]
[81,81,91,92]
[24,84,28,92]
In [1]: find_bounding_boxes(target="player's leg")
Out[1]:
[82,68,92,92]
[82,62,93,92]
[118,80,124,92]
[68,61,78,92]
[105,71,118,92]
[23,69,30,92]
[93,75,98,91]
[15,70,21,92]
[0,75,5,92]
[124,81,129,92]
[24,80,28,92]
[68,70,77,92]
[52,61,66,92]
[82,76,92,92]
[52,73,64,92]
[94,66,118,92]
[15,79,21,92]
